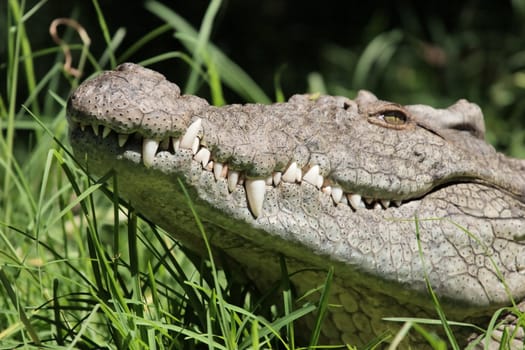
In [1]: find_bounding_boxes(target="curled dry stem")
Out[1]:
[49,18,91,78]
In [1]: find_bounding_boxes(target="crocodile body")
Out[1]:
[67,63,525,347]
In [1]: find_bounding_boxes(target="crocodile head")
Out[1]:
[67,63,525,346]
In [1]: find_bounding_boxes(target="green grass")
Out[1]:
[1,0,524,349]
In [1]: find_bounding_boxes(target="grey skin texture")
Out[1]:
[67,63,525,347]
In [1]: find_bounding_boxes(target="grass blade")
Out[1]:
[184,0,222,95]
[146,0,270,103]
[0,267,40,345]
[414,216,459,349]
[92,0,116,67]
[308,266,334,349]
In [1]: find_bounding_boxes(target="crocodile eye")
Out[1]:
[368,109,410,129]
[378,111,407,125]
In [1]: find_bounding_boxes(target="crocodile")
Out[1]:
[66,63,525,347]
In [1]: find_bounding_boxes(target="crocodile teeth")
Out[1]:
[282,162,299,183]
[102,126,112,138]
[194,148,211,167]
[91,123,99,136]
[381,199,390,208]
[173,138,180,151]
[118,134,129,147]
[227,170,239,192]
[180,118,202,149]
[245,179,266,218]
[273,172,282,186]
[303,165,320,187]
[322,186,332,195]
[331,186,343,204]
[142,138,159,168]
[265,176,273,186]
[348,194,366,210]
[296,168,302,182]
[316,175,324,189]
[237,174,245,186]
[213,162,224,180]
[191,137,200,154]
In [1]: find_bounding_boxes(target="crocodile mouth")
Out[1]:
[70,117,411,218]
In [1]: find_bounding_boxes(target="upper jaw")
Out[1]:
[67,64,525,217]
[70,121,410,218]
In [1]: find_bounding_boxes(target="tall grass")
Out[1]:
[0,0,524,349]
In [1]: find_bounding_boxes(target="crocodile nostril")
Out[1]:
[413,150,426,162]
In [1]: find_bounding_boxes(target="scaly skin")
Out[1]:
[67,63,525,347]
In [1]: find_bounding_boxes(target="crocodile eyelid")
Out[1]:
[367,106,412,130]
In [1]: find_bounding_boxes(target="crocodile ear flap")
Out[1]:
[406,100,486,140]
[445,99,486,140]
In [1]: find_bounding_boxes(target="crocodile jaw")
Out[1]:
[69,123,525,306]
[67,63,525,345]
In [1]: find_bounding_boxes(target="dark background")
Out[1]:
[2,0,525,154]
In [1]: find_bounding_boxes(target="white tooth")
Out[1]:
[373,202,382,210]
[221,164,229,178]
[331,186,343,203]
[102,126,112,138]
[265,176,273,186]
[142,139,159,168]
[91,123,99,136]
[282,162,298,183]
[380,199,390,208]
[316,175,324,189]
[191,137,200,155]
[180,118,202,149]
[206,161,214,172]
[302,165,320,187]
[339,194,348,205]
[273,172,282,186]
[245,179,266,218]
[322,186,332,195]
[194,148,211,167]
[173,138,180,151]
[394,200,403,207]
[296,168,302,182]
[213,162,224,180]
[348,194,366,210]
[238,174,245,186]
[364,197,373,205]
[118,134,129,147]
[227,170,239,192]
